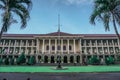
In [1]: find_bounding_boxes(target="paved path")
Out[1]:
[0,73,120,80]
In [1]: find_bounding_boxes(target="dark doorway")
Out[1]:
[38,56,41,59]
[3,55,7,59]
[51,56,55,63]
[26,56,30,63]
[38,56,41,63]
[76,56,80,63]
[63,56,67,63]
[44,56,48,63]
[87,55,91,60]
[8,55,12,58]
[70,56,74,63]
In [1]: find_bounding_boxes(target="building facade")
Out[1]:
[0,31,120,64]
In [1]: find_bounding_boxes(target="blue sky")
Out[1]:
[4,0,120,34]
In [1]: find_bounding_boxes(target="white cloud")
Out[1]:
[65,0,93,5]
[54,0,94,5]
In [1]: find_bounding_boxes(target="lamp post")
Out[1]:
[56,14,62,69]
[52,14,68,70]
[56,55,62,69]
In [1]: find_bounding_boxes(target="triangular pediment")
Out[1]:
[45,31,73,36]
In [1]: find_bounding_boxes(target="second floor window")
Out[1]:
[57,45,61,50]
[46,45,49,50]
[69,45,72,50]
[52,46,55,50]
[63,46,66,50]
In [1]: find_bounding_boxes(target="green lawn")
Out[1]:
[0,65,120,73]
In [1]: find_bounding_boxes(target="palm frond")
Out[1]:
[114,13,120,26]
[12,9,27,29]
[103,13,110,31]
[0,0,6,5]
[17,0,32,10]
[0,4,5,10]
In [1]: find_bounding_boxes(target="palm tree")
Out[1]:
[0,0,32,40]
[90,0,120,43]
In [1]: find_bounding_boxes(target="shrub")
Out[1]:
[27,56,36,65]
[0,58,3,65]
[16,52,26,65]
[9,58,14,65]
[88,55,100,65]
[105,56,114,65]
[4,58,9,65]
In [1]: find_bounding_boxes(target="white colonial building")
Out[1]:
[0,31,120,64]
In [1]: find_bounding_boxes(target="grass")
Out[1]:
[0,65,120,73]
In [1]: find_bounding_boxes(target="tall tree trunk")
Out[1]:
[112,14,120,49]
[0,27,4,42]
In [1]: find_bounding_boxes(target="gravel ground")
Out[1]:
[0,72,120,80]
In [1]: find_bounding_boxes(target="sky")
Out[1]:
[2,0,120,34]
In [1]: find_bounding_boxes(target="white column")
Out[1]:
[25,40,27,54]
[61,39,63,54]
[79,39,82,64]
[31,40,34,54]
[55,39,57,54]
[107,40,110,54]
[79,39,82,53]
[37,39,39,54]
[67,39,69,54]
[101,40,104,54]
[112,40,115,54]
[3,40,5,47]
[13,40,16,54]
[26,40,28,47]
[25,40,28,54]
[20,40,22,54]
[49,39,51,54]
[90,40,92,54]
[74,39,76,54]
[42,39,45,54]
[96,40,98,54]
[8,40,11,53]
[85,40,87,54]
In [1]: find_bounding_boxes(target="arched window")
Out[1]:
[63,45,66,51]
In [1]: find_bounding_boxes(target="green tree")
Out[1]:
[16,52,26,65]
[9,58,14,65]
[89,55,100,65]
[105,56,114,65]
[27,56,36,65]
[4,57,9,65]
[0,0,32,40]
[90,0,120,41]
[0,58,3,65]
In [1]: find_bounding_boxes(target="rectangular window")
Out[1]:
[52,46,55,50]
[69,46,72,50]
[57,45,61,50]
[63,46,66,50]
[46,45,49,50]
